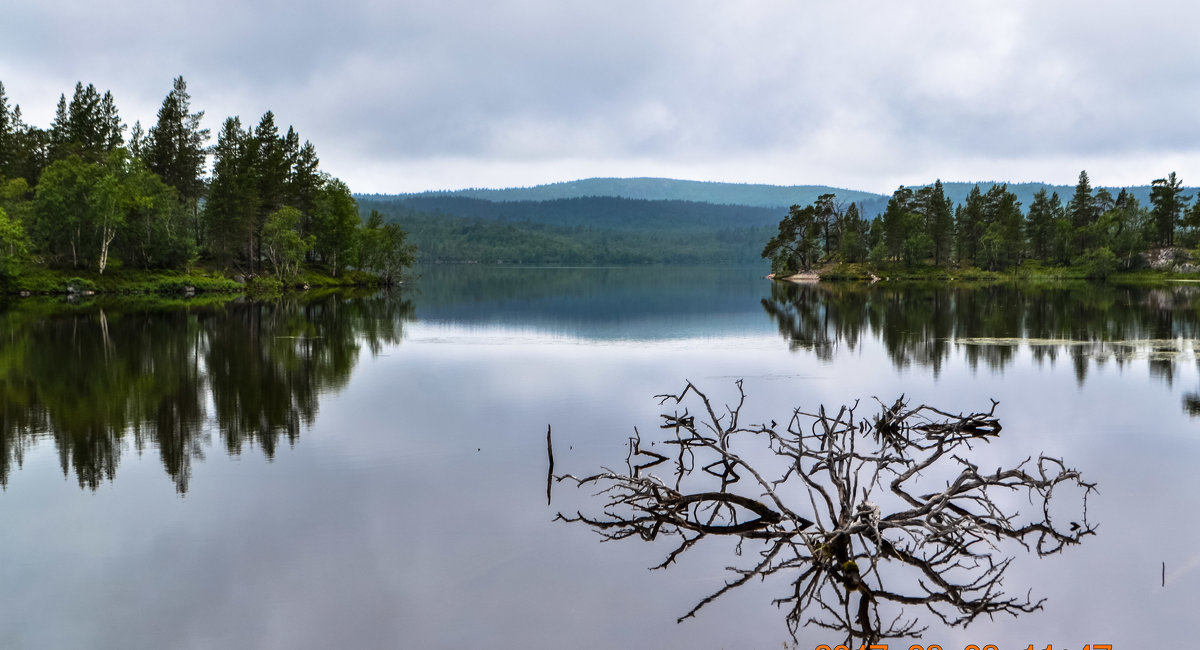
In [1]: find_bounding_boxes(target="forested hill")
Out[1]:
[356,194,776,265]
[377,177,882,209]
[364,195,782,229]
[373,177,1186,215]
[358,176,1200,266]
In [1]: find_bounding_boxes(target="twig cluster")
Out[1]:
[552,380,1096,645]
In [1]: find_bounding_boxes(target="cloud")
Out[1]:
[6,0,1200,193]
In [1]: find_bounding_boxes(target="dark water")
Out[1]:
[1,268,1197,648]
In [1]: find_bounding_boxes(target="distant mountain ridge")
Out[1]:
[369,176,1195,215]
[387,177,882,209]
[357,176,1200,265]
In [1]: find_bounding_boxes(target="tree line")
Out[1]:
[0,78,413,285]
[358,195,771,265]
[764,172,1198,277]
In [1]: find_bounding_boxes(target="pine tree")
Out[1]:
[146,77,210,246]
[128,121,146,160]
[955,185,985,264]
[882,186,916,262]
[146,76,209,202]
[1067,170,1097,254]
[0,81,12,177]
[98,91,124,151]
[813,193,838,255]
[1026,189,1055,261]
[311,176,361,276]
[204,116,257,268]
[288,140,320,245]
[836,202,868,263]
[1150,171,1190,247]
[922,180,954,266]
[49,94,69,160]
[977,184,1023,270]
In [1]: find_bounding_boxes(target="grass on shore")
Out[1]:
[808,260,1199,286]
[1,265,383,296]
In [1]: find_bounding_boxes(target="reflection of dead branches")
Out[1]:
[552,380,1097,645]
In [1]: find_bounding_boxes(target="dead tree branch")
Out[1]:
[551,380,1096,646]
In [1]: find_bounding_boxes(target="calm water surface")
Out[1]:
[1,267,1197,648]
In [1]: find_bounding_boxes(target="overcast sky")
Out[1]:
[3,0,1199,194]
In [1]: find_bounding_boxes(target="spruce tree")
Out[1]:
[204,116,256,268]
[923,180,954,266]
[146,76,209,204]
[0,81,11,177]
[1150,171,1189,247]
[1026,189,1054,261]
[955,185,985,264]
[1067,170,1096,254]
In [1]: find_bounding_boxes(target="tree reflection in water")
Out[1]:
[762,280,1200,415]
[0,291,413,492]
[553,381,1095,645]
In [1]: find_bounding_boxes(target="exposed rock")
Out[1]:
[1147,247,1191,270]
[782,272,820,283]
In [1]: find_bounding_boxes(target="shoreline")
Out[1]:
[0,267,393,298]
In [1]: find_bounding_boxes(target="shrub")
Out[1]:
[1075,247,1118,280]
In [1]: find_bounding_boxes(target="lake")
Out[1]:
[1,267,1197,648]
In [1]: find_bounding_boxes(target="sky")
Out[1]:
[3,0,1200,195]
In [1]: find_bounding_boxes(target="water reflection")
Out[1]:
[0,292,413,492]
[412,264,771,339]
[763,281,1200,411]
[554,380,1095,645]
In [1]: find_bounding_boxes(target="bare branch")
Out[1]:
[550,381,1096,645]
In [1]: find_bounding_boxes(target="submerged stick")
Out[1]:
[546,425,555,506]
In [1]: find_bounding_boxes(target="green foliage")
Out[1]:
[246,275,284,296]
[203,116,256,266]
[1150,171,1191,247]
[867,241,888,266]
[762,202,823,272]
[262,206,311,280]
[65,276,97,291]
[311,177,360,276]
[1025,189,1059,261]
[31,150,192,274]
[1067,170,1099,254]
[0,206,29,278]
[359,210,415,284]
[0,78,410,290]
[32,154,101,268]
[879,186,939,266]
[48,82,124,164]
[1093,190,1149,269]
[955,186,984,264]
[145,76,209,204]
[919,181,954,266]
[1074,247,1118,279]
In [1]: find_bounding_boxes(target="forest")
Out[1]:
[0,78,413,290]
[357,194,772,264]
[763,174,1199,278]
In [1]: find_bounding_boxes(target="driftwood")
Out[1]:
[551,380,1096,645]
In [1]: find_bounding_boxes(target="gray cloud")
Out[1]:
[5,0,1200,192]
